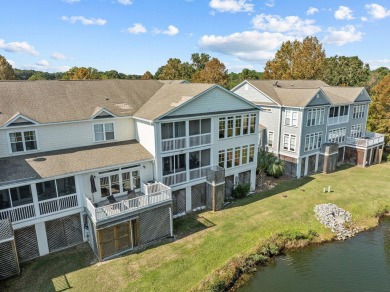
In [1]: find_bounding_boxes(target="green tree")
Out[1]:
[0,55,16,80]
[241,68,263,80]
[367,73,390,143]
[264,36,325,80]
[158,58,195,80]
[322,56,370,86]
[62,67,102,80]
[141,71,154,80]
[191,53,210,71]
[367,67,389,93]
[191,58,228,86]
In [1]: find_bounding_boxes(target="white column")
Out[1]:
[250,169,256,191]
[75,174,85,207]
[35,222,49,256]
[304,157,309,176]
[296,159,301,178]
[80,213,88,242]
[31,183,40,217]
[314,153,319,172]
[185,186,192,212]
[369,148,373,165]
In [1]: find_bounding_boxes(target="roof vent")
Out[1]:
[33,157,46,162]
[105,97,110,100]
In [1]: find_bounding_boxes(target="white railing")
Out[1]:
[39,193,79,215]
[0,203,35,223]
[161,137,186,152]
[85,185,172,222]
[189,166,210,180]
[162,171,186,186]
[189,133,211,147]
[328,115,349,125]
[346,132,385,147]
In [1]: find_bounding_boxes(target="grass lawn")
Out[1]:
[2,163,390,292]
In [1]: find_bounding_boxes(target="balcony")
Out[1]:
[328,115,348,125]
[161,133,211,152]
[346,132,385,148]
[84,182,171,223]
[0,193,80,224]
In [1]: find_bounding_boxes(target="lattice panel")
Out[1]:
[0,219,13,240]
[139,205,170,245]
[238,170,251,185]
[284,161,297,177]
[191,183,206,210]
[308,155,316,174]
[215,184,225,210]
[225,175,234,199]
[15,225,39,262]
[46,214,83,253]
[0,241,19,280]
[97,221,133,260]
[172,189,186,216]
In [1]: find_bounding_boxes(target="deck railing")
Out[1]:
[0,193,80,224]
[84,183,172,223]
[346,132,384,148]
[161,133,211,152]
[39,194,79,215]
[0,203,36,223]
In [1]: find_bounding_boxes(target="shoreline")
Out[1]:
[193,209,390,292]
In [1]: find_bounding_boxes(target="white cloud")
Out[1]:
[361,16,368,22]
[51,52,67,60]
[118,0,133,5]
[154,25,179,36]
[306,7,319,15]
[365,3,390,19]
[198,30,294,62]
[334,6,354,20]
[209,0,254,13]
[63,0,80,3]
[36,59,50,66]
[0,39,39,56]
[127,23,147,34]
[265,0,274,8]
[61,16,107,26]
[323,25,363,46]
[366,58,390,69]
[252,14,321,36]
[227,64,254,72]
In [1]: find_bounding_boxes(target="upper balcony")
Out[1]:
[160,119,211,153]
[84,182,171,224]
[346,131,385,148]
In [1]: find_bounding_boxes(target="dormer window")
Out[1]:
[9,130,38,153]
[94,123,115,142]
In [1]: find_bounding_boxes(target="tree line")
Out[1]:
[0,36,388,143]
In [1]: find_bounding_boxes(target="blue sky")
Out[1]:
[1,0,389,74]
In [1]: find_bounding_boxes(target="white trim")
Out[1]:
[90,108,117,119]
[92,121,116,142]
[6,129,40,155]
[4,113,39,127]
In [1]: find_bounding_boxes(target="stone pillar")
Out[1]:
[206,167,225,212]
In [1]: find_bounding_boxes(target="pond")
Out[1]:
[240,216,390,292]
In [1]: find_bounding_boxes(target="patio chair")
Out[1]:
[107,195,116,204]
[127,189,136,199]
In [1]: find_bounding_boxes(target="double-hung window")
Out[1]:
[285,110,298,127]
[94,123,114,142]
[283,134,296,152]
[267,131,274,148]
[9,131,38,153]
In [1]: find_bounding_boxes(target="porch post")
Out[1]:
[31,183,40,217]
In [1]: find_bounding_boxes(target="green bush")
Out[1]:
[382,151,390,162]
[232,183,250,199]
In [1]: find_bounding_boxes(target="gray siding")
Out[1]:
[279,108,303,158]
[234,83,277,104]
[300,107,328,156]
[259,107,281,154]
[307,91,330,107]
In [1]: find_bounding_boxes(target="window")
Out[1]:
[227,117,234,137]
[328,128,346,143]
[285,110,298,127]
[9,131,38,153]
[162,154,186,176]
[250,114,256,133]
[353,104,365,119]
[304,132,322,152]
[249,144,255,163]
[234,147,241,167]
[267,131,274,148]
[242,146,248,165]
[307,108,325,127]
[219,117,226,139]
[226,148,233,168]
[219,150,225,168]
[37,176,76,201]
[283,134,296,152]
[1,185,33,208]
[189,119,211,136]
[189,149,210,169]
[235,116,242,136]
[94,123,114,142]
[351,124,363,138]
[243,115,249,135]
[329,106,349,125]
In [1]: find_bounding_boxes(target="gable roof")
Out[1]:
[241,80,369,107]
[134,83,215,120]
[321,86,368,105]
[0,80,163,126]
